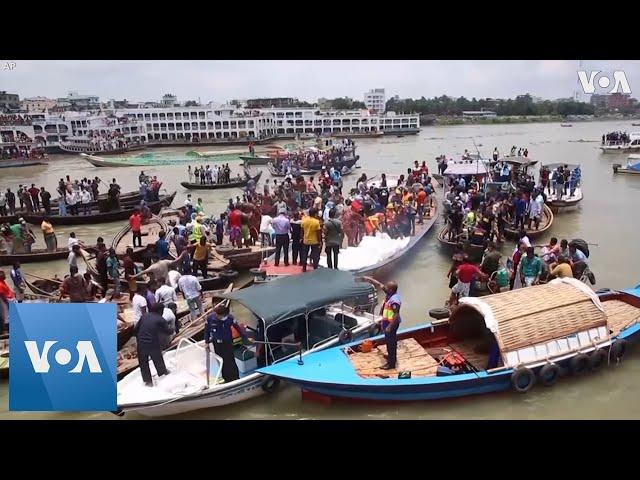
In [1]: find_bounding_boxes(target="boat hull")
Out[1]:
[0,247,72,266]
[180,171,262,190]
[308,157,358,171]
[240,155,271,165]
[613,164,640,175]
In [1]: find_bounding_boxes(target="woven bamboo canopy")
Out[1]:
[454,278,608,353]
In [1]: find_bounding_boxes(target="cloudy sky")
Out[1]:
[2,60,639,103]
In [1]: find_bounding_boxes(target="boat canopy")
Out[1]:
[443,161,489,177]
[453,278,607,355]
[495,156,538,166]
[219,268,374,326]
[628,160,640,171]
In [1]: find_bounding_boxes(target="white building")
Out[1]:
[364,88,386,113]
[21,96,57,113]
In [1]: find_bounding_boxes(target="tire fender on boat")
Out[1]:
[429,307,450,320]
[261,376,280,393]
[610,339,627,363]
[511,367,536,393]
[338,329,353,344]
[368,324,381,337]
[538,363,560,387]
[588,349,607,371]
[569,353,589,376]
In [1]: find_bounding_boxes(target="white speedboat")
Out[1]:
[116,269,380,417]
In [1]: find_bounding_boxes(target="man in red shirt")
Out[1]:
[228,205,243,248]
[416,186,427,225]
[0,270,16,333]
[129,209,142,247]
[449,257,488,306]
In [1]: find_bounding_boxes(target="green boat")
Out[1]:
[81,152,243,167]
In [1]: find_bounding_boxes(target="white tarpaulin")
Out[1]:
[318,233,410,271]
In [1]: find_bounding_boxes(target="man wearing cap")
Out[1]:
[272,209,291,267]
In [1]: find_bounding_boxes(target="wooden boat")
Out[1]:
[307,157,359,171]
[239,155,272,165]
[61,142,146,156]
[116,269,380,417]
[21,192,176,225]
[112,215,169,261]
[0,159,48,169]
[542,163,583,210]
[25,277,61,297]
[266,162,313,177]
[0,246,73,266]
[437,225,485,261]
[258,279,640,403]
[613,163,640,175]
[503,204,554,240]
[215,244,275,270]
[180,171,262,190]
[560,124,573,127]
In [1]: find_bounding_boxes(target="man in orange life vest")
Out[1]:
[363,278,402,370]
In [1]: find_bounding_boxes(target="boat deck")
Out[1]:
[604,300,640,337]
[348,338,439,379]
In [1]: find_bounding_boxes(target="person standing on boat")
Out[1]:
[0,270,16,332]
[272,209,291,267]
[129,209,143,248]
[106,248,122,299]
[10,262,26,303]
[300,207,322,272]
[135,302,172,387]
[493,147,499,162]
[364,278,402,370]
[205,303,250,383]
[188,165,193,183]
[41,217,57,252]
[5,189,16,216]
[59,265,87,303]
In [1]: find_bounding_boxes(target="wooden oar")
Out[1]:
[24,272,62,284]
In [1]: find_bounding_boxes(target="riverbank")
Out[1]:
[427,114,640,126]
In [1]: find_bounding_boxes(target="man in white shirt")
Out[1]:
[259,214,273,246]
[80,188,92,215]
[132,291,148,325]
[167,266,181,289]
[184,194,193,208]
[66,189,78,216]
[67,232,83,251]
[155,282,177,307]
[160,303,178,349]
[178,274,203,321]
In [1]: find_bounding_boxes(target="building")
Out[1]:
[590,94,607,108]
[317,98,332,110]
[56,92,100,111]
[246,98,298,109]
[0,91,20,112]
[21,96,58,113]
[161,94,178,107]
[462,110,497,119]
[590,93,636,110]
[364,88,385,113]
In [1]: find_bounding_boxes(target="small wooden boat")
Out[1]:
[0,159,48,169]
[0,246,72,266]
[560,124,573,127]
[240,155,272,165]
[25,277,61,297]
[116,269,380,417]
[180,171,262,190]
[112,215,169,261]
[258,279,640,403]
[266,162,313,177]
[503,204,554,240]
[632,123,640,127]
[307,157,359,171]
[215,244,275,270]
[437,226,485,261]
[21,192,176,225]
[613,163,640,175]
[542,163,583,210]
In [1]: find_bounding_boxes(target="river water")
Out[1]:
[2,120,639,419]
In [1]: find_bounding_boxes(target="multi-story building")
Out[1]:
[21,96,58,113]
[364,88,385,113]
[0,91,20,112]
[56,91,101,111]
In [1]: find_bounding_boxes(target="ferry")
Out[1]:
[600,132,640,154]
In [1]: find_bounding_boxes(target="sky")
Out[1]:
[2,60,640,104]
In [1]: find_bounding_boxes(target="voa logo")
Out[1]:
[577,70,632,94]
[25,340,102,373]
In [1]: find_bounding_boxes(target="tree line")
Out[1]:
[385,94,596,116]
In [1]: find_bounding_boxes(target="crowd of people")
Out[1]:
[1,144,46,160]
[187,164,240,185]
[602,131,630,145]
[0,114,32,126]
[269,139,357,173]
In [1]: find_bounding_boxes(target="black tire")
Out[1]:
[219,270,238,279]
[589,349,607,371]
[261,376,280,393]
[338,329,353,344]
[569,353,589,376]
[429,307,450,320]
[538,363,560,387]
[610,339,627,362]
[511,367,536,393]
[368,324,382,337]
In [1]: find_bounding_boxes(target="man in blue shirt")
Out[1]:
[205,304,250,383]
[513,194,527,230]
[215,213,225,246]
[271,210,291,267]
[156,230,171,260]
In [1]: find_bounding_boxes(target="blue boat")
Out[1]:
[259,278,640,402]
